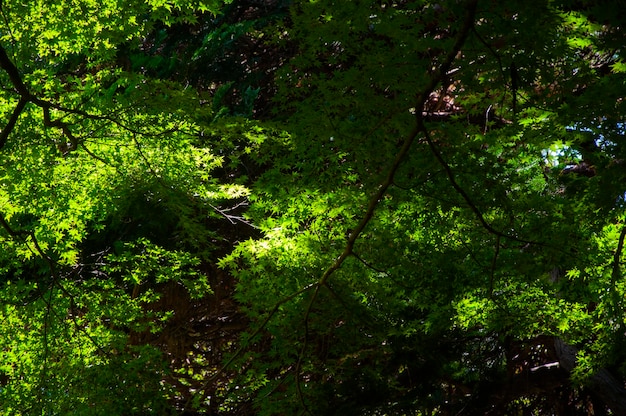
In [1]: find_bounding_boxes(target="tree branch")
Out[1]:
[0,94,28,149]
[0,43,33,149]
[420,120,540,246]
[0,43,29,95]
[0,42,182,151]
[294,0,480,411]
[555,337,626,414]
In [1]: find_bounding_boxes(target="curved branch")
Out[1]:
[294,0,480,411]
[0,95,28,149]
[0,43,183,151]
[0,43,29,95]
[315,0,479,290]
[420,119,540,246]
[0,43,33,149]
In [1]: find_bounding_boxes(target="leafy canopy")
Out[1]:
[0,0,626,415]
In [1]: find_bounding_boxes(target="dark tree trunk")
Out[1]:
[554,338,626,414]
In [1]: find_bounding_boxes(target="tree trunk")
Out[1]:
[554,338,626,414]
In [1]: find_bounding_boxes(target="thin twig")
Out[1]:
[209,203,260,229]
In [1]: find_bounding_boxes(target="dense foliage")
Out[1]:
[0,0,625,414]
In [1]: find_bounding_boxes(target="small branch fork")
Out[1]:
[0,43,178,152]
[0,44,78,150]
